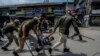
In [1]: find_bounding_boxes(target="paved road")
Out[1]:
[0,27,100,56]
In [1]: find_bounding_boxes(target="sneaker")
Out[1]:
[48,48,52,54]
[1,47,9,51]
[13,51,19,56]
[63,48,70,52]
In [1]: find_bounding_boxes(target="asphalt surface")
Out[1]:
[0,27,100,56]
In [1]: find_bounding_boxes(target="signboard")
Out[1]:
[53,9,65,15]
[33,8,43,16]
[9,6,17,10]
[25,10,33,17]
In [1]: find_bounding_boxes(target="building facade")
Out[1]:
[90,0,100,26]
[0,1,74,26]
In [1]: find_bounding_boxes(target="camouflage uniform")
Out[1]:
[1,21,19,51]
[55,15,74,35]
[51,14,78,52]
[13,18,40,56]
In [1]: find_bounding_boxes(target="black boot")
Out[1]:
[63,48,70,52]
[79,34,83,41]
[35,48,42,52]
[50,36,54,41]
[79,37,82,41]
[48,48,52,54]
[79,36,82,41]
[1,47,9,51]
[13,51,19,56]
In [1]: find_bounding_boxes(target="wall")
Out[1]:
[65,4,74,10]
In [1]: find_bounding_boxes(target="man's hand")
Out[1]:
[22,36,28,40]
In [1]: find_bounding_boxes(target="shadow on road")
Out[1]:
[20,49,33,53]
[37,53,47,56]
[77,39,88,43]
[35,52,87,56]
[55,52,87,56]
[69,37,88,43]
[19,49,87,56]
[20,48,62,53]
[53,49,62,52]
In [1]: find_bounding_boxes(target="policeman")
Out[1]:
[1,20,20,51]
[48,11,79,52]
[13,17,41,56]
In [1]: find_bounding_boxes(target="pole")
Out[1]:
[80,34,95,41]
[25,42,34,56]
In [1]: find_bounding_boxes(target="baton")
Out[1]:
[25,42,34,56]
[80,34,95,41]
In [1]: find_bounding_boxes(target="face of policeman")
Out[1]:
[70,10,77,16]
[71,12,76,16]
